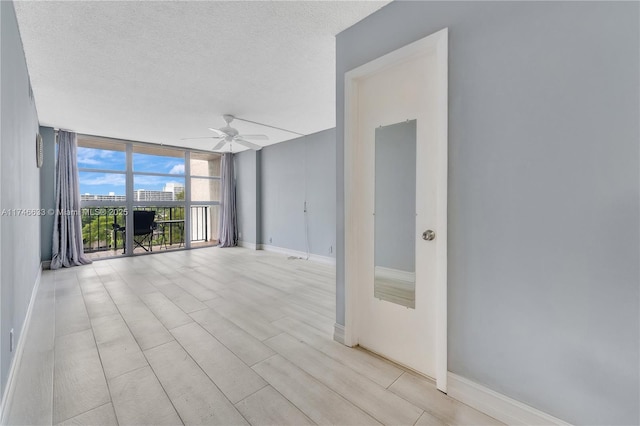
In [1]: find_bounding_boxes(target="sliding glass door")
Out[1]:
[78,135,221,259]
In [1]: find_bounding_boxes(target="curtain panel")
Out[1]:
[51,131,92,269]
[218,152,237,247]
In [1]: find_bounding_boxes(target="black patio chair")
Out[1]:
[113,210,157,253]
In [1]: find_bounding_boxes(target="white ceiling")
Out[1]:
[14,1,388,152]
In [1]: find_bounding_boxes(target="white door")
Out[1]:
[344,29,448,390]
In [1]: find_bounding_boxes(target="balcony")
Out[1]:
[81,206,218,260]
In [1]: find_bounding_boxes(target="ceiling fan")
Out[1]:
[181,114,268,151]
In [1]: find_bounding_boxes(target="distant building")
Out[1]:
[134,189,174,201]
[81,192,126,202]
[163,183,185,198]
[82,184,185,202]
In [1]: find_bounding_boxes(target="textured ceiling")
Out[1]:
[14,1,388,152]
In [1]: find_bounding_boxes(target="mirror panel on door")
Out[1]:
[374,120,417,308]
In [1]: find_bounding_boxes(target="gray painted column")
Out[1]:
[235,150,260,246]
[255,150,262,247]
[39,126,56,262]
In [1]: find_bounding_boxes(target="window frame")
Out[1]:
[77,135,222,254]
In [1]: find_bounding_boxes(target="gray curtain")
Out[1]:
[218,152,237,247]
[51,131,92,269]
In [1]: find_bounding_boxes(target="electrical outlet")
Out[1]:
[329,245,333,254]
[269,237,273,244]
[9,328,14,352]
[238,231,242,239]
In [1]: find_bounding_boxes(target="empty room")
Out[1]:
[0,1,638,425]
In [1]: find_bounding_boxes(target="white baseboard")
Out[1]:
[374,266,415,282]
[258,244,336,265]
[333,323,345,345]
[447,373,571,426]
[0,264,43,424]
[237,241,257,250]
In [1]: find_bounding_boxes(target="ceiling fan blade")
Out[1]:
[212,140,227,151]
[237,134,269,141]
[180,136,217,141]
[235,138,263,151]
[208,128,227,137]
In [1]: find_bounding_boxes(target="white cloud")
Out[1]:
[80,173,126,186]
[77,148,101,166]
[169,164,185,175]
[134,175,164,186]
[77,147,121,167]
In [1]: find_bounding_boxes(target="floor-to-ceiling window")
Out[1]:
[132,145,186,254]
[78,137,128,257]
[77,135,220,259]
[189,151,221,247]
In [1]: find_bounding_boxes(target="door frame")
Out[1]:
[343,28,448,392]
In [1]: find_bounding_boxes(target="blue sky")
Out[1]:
[78,148,185,195]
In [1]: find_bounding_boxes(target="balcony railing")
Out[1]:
[81,206,216,255]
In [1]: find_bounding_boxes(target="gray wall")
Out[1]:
[0,0,41,397]
[40,126,55,261]
[336,2,639,425]
[236,129,336,258]
[261,129,336,257]
[375,121,416,272]
[235,150,259,245]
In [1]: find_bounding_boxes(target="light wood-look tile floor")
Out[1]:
[5,247,502,426]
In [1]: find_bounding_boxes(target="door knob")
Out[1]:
[422,230,435,241]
